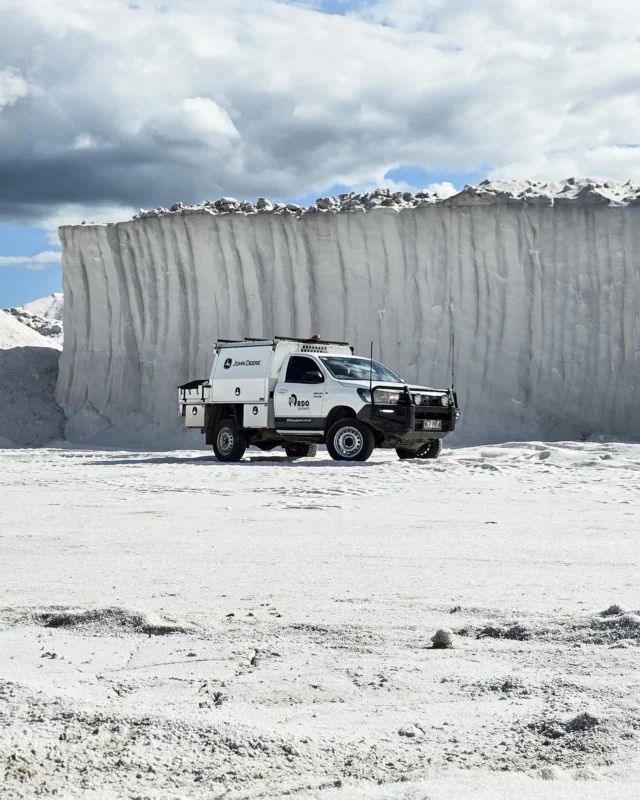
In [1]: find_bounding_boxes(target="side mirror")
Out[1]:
[303,370,324,384]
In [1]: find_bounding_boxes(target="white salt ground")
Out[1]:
[1,441,639,798]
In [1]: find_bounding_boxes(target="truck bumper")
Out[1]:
[357,403,458,447]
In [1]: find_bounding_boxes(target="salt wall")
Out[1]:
[56,181,640,445]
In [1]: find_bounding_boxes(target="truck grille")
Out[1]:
[415,396,444,408]
[415,407,447,419]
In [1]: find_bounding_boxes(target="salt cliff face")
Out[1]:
[57,179,640,446]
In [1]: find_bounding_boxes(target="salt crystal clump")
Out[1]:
[538,766,566,781]
[431,628,456,649]
[601,604,630,616]
[574,765,603,781]
[565,711,600,732]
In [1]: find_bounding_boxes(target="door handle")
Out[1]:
[277,389,288,394]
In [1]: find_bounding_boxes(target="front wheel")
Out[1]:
[212,418,247,462]
[396,439,443,460]
[326,419,375,462]
[284,443,318,459]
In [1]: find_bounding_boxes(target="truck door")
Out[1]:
[274,355,326,433]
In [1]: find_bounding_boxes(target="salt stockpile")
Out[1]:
[57,179,640,446]
[3,307,64,346]
[4,293,65,346]
[22,292,64,321]
[0,310,64,447]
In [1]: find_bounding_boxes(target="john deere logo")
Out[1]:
[289,394,297,407]
[224,358,261,369]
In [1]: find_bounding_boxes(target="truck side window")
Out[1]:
[285,356,318,383]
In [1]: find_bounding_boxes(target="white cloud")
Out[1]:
[0,67,30,109]
[0,251,62,271]
[44,231,62,246]
[181,98,239,139]
[73,133,104,150]
[489,146,640,184]
[0,0,639,223]
[150,97,240,146]
[425,182,457,198]
[39,203,138,237]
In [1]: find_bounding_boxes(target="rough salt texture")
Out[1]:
[57,179,640,445]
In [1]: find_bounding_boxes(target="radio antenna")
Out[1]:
[369,341,374,398]
[451,330,456,393]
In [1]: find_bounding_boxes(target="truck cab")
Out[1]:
[179,336,459,462]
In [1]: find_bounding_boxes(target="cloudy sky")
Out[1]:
[1,0,639,305]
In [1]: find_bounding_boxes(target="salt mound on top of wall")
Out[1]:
[57,178,640,447]
[129,177,640,219]
[0,310,64,448]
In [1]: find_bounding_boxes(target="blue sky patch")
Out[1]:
[0,226,62,308]
[384,165,488,189]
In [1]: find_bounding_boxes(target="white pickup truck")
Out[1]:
[178,336,459,462]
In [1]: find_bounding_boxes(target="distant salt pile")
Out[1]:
[0,310,64,447]
[3,307,63,345]
[4,293,64,346]
[21,292,64,321]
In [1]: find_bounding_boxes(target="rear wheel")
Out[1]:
[326,419,375,462]
[396,439,443,460]
[212,418,247,462]
[284,443,318,459]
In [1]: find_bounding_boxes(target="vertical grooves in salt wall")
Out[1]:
[56,201,640,445]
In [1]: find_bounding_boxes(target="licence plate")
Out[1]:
[422,420,442,430]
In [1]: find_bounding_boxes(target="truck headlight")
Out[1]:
[373,389,402,404]
[357,388,372,403]
[441,395,450,406]
[413,393,423,405]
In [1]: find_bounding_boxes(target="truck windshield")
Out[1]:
[320,356,401,383]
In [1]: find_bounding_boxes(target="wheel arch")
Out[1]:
[324,405,357,435]
[205,404,244,444]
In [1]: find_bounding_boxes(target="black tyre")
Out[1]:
[326,419,375,462]
[212,418,247,462]
[396,439,443,460]
[284,443,318,459]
